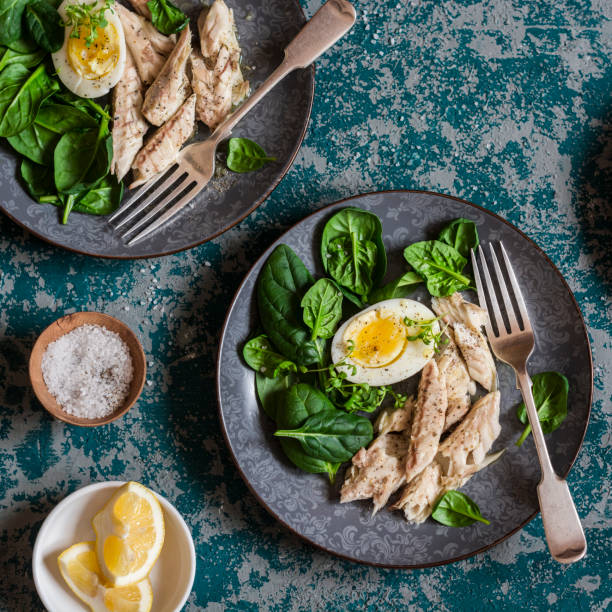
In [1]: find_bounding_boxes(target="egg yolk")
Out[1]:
[344,309,407,368]
[67,23,119,80]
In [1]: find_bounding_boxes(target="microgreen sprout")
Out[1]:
[64,0,114,48]
[403,315,449,353]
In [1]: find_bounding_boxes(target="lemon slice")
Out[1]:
[92,482,165,587]
[58,541,153,612]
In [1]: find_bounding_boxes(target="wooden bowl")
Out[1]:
[29,312,146,427]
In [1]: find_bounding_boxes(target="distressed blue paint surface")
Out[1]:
[1,0,611,609]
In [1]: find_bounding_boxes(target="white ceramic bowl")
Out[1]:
[32,481,196,611]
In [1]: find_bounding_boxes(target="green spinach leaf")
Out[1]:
[243,334,299,378]
[438,218,480,258]
[24,0,64,52]
[36,102,97,133]
[0,46,45,72]
[367,271,422,303]
[275,383,341,480]
[0,0,28,47]
[74,175,123,215]
[403,240,471,297]
[54,116,112,194]
[0,64,59,137]
[275,409,373,463]
[432,490,490,526]
[147,0,189,35]
[301,278,343,340]
[255,371,297,421]
[516,371,569,447]
[336,285,364,308]
[321,207,387,297]
[20,157,55,198]
[226,137,276,173]
[8,121,56,164]
[5,36,38,53]
[257,244,320,366]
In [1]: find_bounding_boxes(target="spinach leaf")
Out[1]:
[243,334,299,378]
[8,121,56,164]
[337,285,364,308]
[8,102,96,165]
[0,46,45,72]
[0,64,59,137]
[226,137,276,173]
[74,175,123,215]
[20,158,55,198]
[54,117,112,194]
[53,89,111,120]
[0,0,28,47]
[321,207,387,297]
[367,271,422,303]
[438,218,480,258]
[432,491,490,527]
[275,409,373,463]
[24,0,63,52]
[403,240,471,297]
[257,244,320,366]
[301,278,343,340]
[255,371,297,421]
[516,371,569,447]
[276,383,341,480]
[147,0,189,35]
[6,36,38,53]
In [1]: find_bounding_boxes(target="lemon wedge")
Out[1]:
[58,541,153,612]
[92,482,165,587]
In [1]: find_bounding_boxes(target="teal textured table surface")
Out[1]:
[1,0,611,609]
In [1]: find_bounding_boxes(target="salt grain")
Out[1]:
[41,324,134,419]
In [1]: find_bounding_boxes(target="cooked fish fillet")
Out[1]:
[130,94,196,188]
[192,0,249,128]
[116,4,174,85]
[392,391,501,523]
[111,48,148,182]
[340,433,410,515]
[432,293,497,391]
[142,25,191,126]
[404,360,447,484]
[436,336,475,431]
[126,0,151,19]
[375,396,414,435]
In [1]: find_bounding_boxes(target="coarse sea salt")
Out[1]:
[41,324,134,419]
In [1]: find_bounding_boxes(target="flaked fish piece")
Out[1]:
[126,0,151,19]
[116,4,174,85]
[375,396,414,435]
[192,0,249,128]
[436,336,475,431]
[340,433,410,515]
[392,391,501,523]
[404,360,447,484]
[130,94,196,188]
[432,293,497,391]
[111,48,148,182]
[142,25,191,126]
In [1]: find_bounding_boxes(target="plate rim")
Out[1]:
[215,188,594,569]
[0,0,315,260]
[32,480,196,612]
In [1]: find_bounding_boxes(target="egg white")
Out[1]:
[331,298,440,386]
[52,0,126,98]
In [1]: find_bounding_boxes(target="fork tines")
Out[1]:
[471,242,533,338]
[108,166,200,246]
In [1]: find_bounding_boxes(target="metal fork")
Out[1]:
[471,242,586,563]
[108,0,357,246]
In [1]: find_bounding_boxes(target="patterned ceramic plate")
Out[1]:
[0,0,313,259]
[217,191,592,567]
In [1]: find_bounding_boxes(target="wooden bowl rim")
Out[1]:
[29,312,147,427]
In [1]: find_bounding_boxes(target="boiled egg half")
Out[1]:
[331,298,440,386]
[52,0,126,98]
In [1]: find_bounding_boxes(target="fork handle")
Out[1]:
[516,369,587,563]
[212,0,356,142]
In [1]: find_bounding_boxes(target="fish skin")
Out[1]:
[116,4,174,85]
[404,360,447,484]
[142,25,191,126]
[191,0,249,128]
[111,48,148,182]
[130,94,196,188]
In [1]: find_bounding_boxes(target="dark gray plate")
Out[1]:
[217,190,592,567]
[0,0,313,259]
